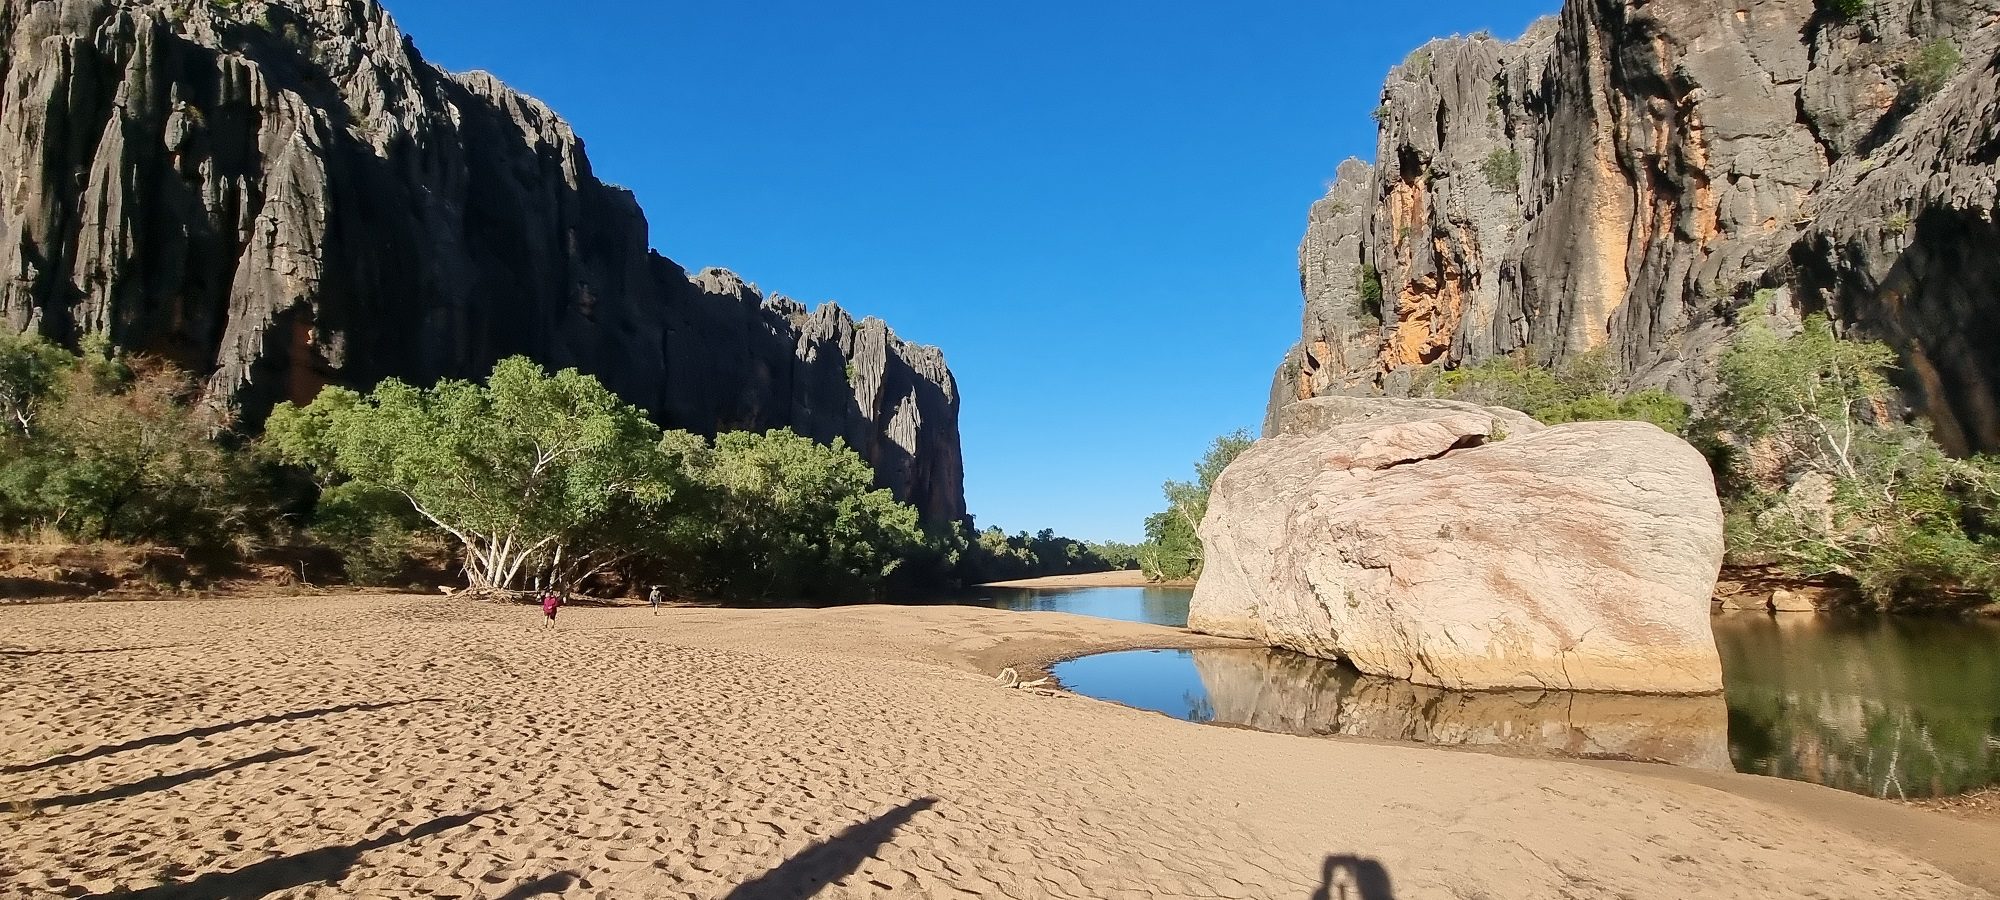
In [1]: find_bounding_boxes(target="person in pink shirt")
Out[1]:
[540,589,562,630]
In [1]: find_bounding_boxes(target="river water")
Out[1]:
[975,585,2000,799]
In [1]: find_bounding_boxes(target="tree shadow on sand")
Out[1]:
[0,645,193,657]
[11,747,316,811]
[82,808,506,900]
[1311,854,1395,900]
[0,700,440,774]
[723,797,939,899]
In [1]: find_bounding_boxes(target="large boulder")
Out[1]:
[1190,397,1725,694]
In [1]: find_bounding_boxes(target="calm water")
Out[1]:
[988,585,2000,799]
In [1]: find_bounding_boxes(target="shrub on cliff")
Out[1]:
[1903,39,1962,98]
[1480,149,1521,192]
[1428,351,1692,433]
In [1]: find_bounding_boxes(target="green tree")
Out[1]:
[265,357,678,591]
[0,332,70,437]
[1140,429,1254,581]
[0,345,260,551]
[657,429,928,601]
[1705,309,2000,610]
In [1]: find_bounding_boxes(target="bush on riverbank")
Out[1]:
[0,339,1079,602]
[1701,305,2000,612]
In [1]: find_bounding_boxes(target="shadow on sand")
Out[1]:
[13,747,316,811]
[493,871,578,899]
[1,700,439,774]
[82,808,505,900]
[0,645,193,657]
[1311,854,1395,900]
[724,798,939,899]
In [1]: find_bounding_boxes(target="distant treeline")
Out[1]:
[0,335,1112,603]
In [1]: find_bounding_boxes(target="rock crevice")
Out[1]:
[1272,0,2000,454]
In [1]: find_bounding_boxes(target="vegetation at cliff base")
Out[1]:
[1138,430,1254,581]
[0,333,270,553]
[267,359,939,600]
[960,528,1140,583]
[1702,305,2000,611]
[1,337,1099,602]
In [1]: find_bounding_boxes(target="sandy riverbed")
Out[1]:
[3,595,1995,899]
[977,570,1190,589]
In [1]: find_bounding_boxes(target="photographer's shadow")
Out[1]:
[1311,854,1394,900]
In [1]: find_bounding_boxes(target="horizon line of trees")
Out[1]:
[0,335,1124,602]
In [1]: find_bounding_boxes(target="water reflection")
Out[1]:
[1056,648,1732,770]
[978,585,2000,798]
[1715,612,2000,798]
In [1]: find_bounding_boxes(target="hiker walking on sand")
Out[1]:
[648,585,663,615]
[541,589,562,630]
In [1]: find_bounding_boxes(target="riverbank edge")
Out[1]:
[977,570,1193,590]
[1018,632,2000,893]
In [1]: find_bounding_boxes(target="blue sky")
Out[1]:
[384,0,1556,542]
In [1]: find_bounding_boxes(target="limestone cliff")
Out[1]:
[0,0,966,523]
[1272,0,2000,454]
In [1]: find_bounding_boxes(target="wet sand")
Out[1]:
[2,594,1995,899]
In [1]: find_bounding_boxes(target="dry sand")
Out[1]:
[2,595,1996,899]
[976,570,1167,589]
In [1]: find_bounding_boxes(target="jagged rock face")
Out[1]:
[1271,0,2000,452]
[0,0,966,524]
[1193,396,1725,694]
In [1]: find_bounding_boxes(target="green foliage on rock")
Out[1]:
[1821,0,1868,20]
[1356,263,1385,324]
[1480,149,1522,192]
[1138,430,1255,582]
[1429,350,1692,434]
[1904,39,1962,98]
[1703,308,2000,611]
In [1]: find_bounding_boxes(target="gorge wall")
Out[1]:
[0,0,966,523]
[1270,0,2000,455]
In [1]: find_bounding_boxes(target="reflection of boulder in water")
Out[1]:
[1191,649,1731,770]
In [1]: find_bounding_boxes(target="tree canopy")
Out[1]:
[1139,429,1254,581]
[266,357,682,591]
